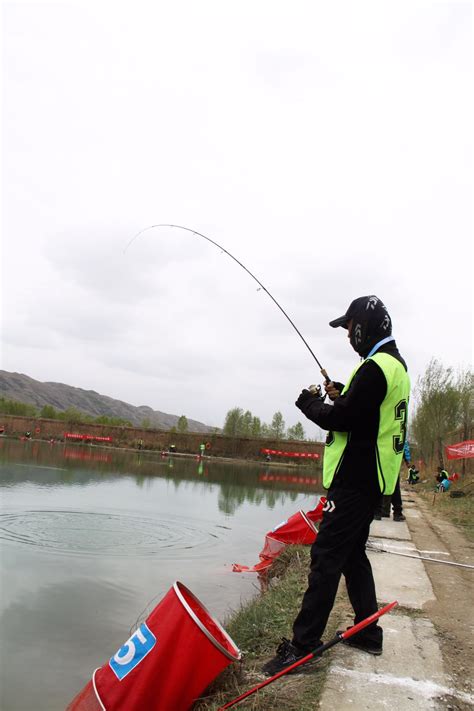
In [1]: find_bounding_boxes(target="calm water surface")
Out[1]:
[0,439,323,711]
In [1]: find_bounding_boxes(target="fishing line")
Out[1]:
[124,223,330,382]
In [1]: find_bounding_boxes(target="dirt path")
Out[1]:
[404,491,474,708]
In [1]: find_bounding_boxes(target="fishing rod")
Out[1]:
[367,543,474,570]
[218,601,398,709]
[124,224,331,384]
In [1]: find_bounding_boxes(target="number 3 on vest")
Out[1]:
[393,400,408,454]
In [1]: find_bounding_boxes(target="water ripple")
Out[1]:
[0,510,224,558]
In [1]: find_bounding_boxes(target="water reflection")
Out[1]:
[0,438,322,515]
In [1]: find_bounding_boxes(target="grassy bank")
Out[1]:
[193,547,348,711]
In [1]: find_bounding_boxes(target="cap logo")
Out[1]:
[381,314,391,331]
[354,323,362,345]
[366,296,378,310]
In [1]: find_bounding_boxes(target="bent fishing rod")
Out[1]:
[124,224,331,384]
[218,601,398,709]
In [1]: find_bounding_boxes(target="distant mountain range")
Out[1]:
[0,370,214,433]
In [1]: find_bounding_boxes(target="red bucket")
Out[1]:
[67,581,241,711]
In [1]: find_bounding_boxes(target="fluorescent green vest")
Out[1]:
[322,353,410,495]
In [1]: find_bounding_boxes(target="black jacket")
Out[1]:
[296,342,407,500]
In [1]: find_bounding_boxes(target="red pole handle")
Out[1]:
[218,651,316,709]
[340,600,398,640]
[218,600,398,710]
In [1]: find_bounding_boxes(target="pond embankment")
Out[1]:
[194,483,474,710]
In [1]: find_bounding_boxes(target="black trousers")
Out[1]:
[375,475,403,516]
[390,476,403,514]
[292,486,380,651]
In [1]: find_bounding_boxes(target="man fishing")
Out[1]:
[263,295,410,675]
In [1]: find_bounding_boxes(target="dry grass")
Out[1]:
[192,546,345,710]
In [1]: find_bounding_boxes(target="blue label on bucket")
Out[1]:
[109,623,157,680]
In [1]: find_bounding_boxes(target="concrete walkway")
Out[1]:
[318,499,474,710]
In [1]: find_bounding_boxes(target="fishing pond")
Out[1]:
[0,438,323,710]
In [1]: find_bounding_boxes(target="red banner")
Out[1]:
[261,448,320,459]
[445,440,474,460]
[259,473,320,486]
[65,433,113,443]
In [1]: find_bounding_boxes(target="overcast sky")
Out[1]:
[1,1,472,433]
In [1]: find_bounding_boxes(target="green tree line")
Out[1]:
[222,407,307,441]
[410,359,472,466]
[0,397,133,427]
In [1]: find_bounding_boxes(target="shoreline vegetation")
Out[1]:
[193,546,346,711]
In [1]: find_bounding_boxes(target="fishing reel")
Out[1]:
[307,384,326,400]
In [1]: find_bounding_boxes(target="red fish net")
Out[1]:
[232,498,326,573]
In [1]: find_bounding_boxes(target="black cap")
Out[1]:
[329,295,392,356]
[329,296,370,329]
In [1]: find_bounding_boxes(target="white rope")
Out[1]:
[92,669,107,711]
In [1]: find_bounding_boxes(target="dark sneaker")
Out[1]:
[261,638,308,676]
[343,637,383,655]
[393,513,406,522]
[337,628,383,656]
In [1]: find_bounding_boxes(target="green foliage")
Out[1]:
[1,398,129,428]
[222,407,308,441]
[222,408,278,439]
[223,407,244,437]
[57,407,89,424]
[240,410,253,437]
[260,422,271,438]
[286,421,306,440]
[250,416,262,438]
[411,359,472,466]
[0,397,38,417]
[269,411,286,440]
[456,368,474,442]
[141,418,151,429]
[39,404,58,419]
[94,415,132,426]
[177,415,188,433]
[2,397,132,427]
